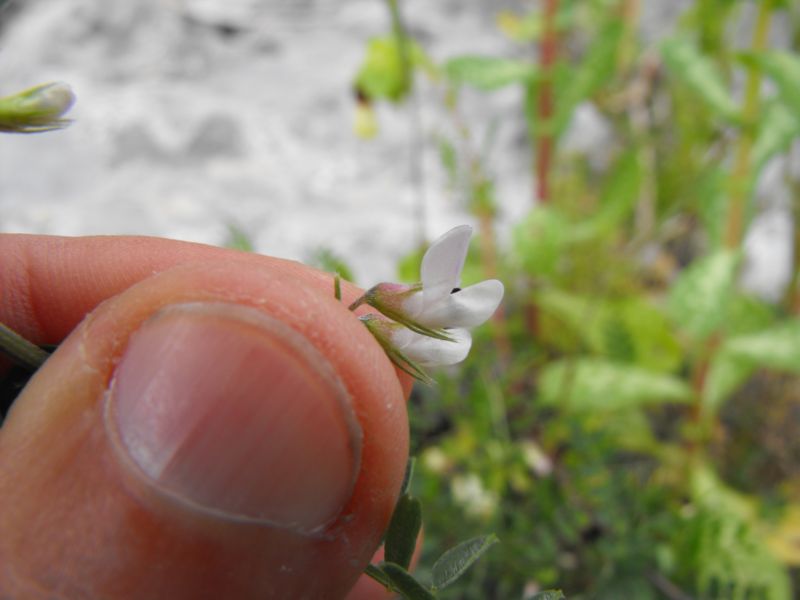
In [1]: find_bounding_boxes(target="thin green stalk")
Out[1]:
[386,0,427,248]
[0,323,49,371]
[334,274,342,301]
[724,0,774,249]
[787,191,800,314]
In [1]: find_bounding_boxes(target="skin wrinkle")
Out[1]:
[3,246,43,342]
[76,314,102,378]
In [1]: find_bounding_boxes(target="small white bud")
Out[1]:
[0,82,76,133]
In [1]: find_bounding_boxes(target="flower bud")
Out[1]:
[0,82,76,133]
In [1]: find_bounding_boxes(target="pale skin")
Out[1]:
[0,234,416,599]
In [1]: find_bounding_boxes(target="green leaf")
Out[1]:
[703,351,754,415]
[223,224,254,252]
[538,359,692,411]
[725,320,800,372]
[723,293,777,337]
[530,592,566,600]
[537,290,682,373]
[355,36,430,103]
[431,534,499,591]
[551,20,623,137]
[309,248,355,284]
[703,320,799,414]
[444,56,537,91]
[668,250,740,339]
[570,150,642,241]
[384,494,422,570]
[513,206,571,278]
[618,299,683,372]
[695,167,728,248]
[661,37,739,122]
[738,50,800,113]
[752,100,800,175]
[381,563,436,600]
[689,465,793,600]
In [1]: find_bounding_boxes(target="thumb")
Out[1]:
[0,256,408,599]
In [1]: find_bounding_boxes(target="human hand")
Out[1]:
[0,234,413,599]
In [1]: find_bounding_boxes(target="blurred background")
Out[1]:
[2,0,800,598]
[1,0,698,283]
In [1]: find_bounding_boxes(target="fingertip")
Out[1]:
[0,259,410,598]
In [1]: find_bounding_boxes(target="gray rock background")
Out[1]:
[0,0,793,297]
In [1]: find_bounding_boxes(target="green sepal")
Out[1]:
[359,315,435,385]
[355,284,456,343]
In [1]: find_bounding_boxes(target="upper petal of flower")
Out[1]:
[415,279,504,328]
[420,225,473,303]
[393,327,472,367]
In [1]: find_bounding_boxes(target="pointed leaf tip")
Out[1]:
[381,563,436,600]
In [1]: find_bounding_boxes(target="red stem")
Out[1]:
[535,0,559,204]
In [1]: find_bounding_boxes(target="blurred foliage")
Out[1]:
[309,247,356,283]
[223,223,255,253]
[352,0,800,597]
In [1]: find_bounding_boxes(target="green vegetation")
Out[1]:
[351,0,800,597]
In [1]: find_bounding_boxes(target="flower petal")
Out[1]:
[416,279,504,328]
[420,225,473,303]
[393,328,472,367]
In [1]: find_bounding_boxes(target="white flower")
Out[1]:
[391,325,472,367]
[451,473,498,519]
[401,225,504,330]
[354,225,504,374]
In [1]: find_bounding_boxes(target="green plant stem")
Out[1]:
[686,335,720,458]
[0,323,49,371]
[524,0,561,344]
[386,0,427,248]
[723,0,773,250]
[475,209,512,361]
[334,274,342,301]
[788,222,800,315]
[618,0,640,72]
[785,156,800,315]
[534,0,560,204]
[443,90,512,360]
